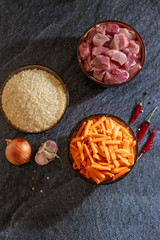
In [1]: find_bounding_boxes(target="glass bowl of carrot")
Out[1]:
[68,114,138,184]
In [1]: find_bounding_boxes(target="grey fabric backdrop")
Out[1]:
[0,0,159,239]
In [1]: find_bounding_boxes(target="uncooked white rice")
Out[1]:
[1,69,67,132]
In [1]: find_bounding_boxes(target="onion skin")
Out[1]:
[5,138,31,165]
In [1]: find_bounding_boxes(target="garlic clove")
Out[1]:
[35,152,48,165]
[44,140,58,153]
[42,149,55,160]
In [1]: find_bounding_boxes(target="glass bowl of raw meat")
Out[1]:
[78,20,145,87]
[68,114,138,185]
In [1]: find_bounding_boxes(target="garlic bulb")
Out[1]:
[35,140,59,165]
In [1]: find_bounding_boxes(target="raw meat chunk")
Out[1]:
[109,34,119,49]
[128,40,140,54]
[93,33,110,46]
[79,41,92,60]
[110,60,121,70]
[106,49,127,65]
[92,46,109,57]
[124,52,138,71]
[104,68,129,84]
[122,48,130,54]
[136,41,141,58]
[91,55,110,72]
[96,24,106,34]
[93,71,106,81]
[129,63,141,77]
[86,28,96,43]
[119,28,136,40]
[109,33,129,50]
[105,23,120,35]
[84,55,92,72]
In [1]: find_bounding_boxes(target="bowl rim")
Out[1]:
[0,64,69,133]
[77,20,146,87]
[68,113,138,185]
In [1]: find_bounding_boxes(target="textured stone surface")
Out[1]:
[0,0,160,239]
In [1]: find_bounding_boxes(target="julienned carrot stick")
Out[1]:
[112,168,130,180]
[117,131,122,141]
[76,121,86,137]
[115,149,132,156]
[109,118,115,130]
[93,153,104,161]
[89,116,106,130]
[97,144,107,158]
[117,154,130,166]
[105,119,112,132]
[123,140,130,152]
[69,116,136,184]
[102,141,111,163]
[129,140,136,147]
[92,128,98,134]
[70,149,79,158]
[70,144,78,151]
[89,172,101,184]
[89,137,98,154]
[113,126,120,139]
[128,148,134,165]
[102,171,114,177]
[99,163,115,169]
[113,160,120,168]
[108,145,116,160]
[71,136,84,143]
[86,166,106,180]
[93,138,120,144]
[89,133,107,138]
[77,141,84,161]
[113,145,118,150]
[101,122,106,134]
[120,126,132,137]
[84,144,94,164]
[91,164,111,171]
[84,120,92,137]
[91,136,110,142]
[104,140,121,144]
[112,167,128,174]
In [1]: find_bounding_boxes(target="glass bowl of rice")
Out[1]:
[0,65,68,133]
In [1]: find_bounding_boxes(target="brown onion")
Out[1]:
[5,138,31,165]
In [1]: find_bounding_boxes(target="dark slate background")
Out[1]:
[0,0,160,239]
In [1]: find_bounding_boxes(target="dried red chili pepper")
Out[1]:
[130,92,148,124]
[137,107,157,142]
[143,128,155,153]
[130,105,142,124]
[137,128,155,161]
[137,121,150,142]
